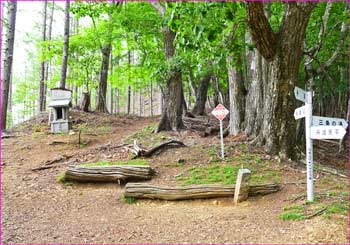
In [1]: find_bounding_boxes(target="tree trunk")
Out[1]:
[109,52,113,113]
[247,2,315,158]
[244,33,266,138]
[59,0,70,89]
[156,26,184,132]
[228,56,246,136]
[80,92,90,112]
[95,44,111,113]
[150,80,153,117]
[127,85,131,115]
[192,73,211,116]
[116,88,120,114]
[39,0,47,112]
[1,1,17,131]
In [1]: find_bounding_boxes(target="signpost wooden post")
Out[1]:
[211,104,229,159]
[294,87,348,202]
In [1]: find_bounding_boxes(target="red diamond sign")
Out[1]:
[211,104,229,121]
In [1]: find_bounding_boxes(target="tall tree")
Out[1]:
[59,0,70,89]
[151,2,184,132]
[39,0,48,112]
[1,1,17,131]
[192,73,212,116]
[246,2,315,158]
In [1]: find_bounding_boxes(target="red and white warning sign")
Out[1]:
[211,104,229,121]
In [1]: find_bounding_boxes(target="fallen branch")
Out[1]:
[64,165,156,183]
[31,154,72,171]
[124,182,281,201]
[131,140,186,159]
[305,207,327,219]
[297,160,347,178]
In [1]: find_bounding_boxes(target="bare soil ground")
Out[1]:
[1,111,349,244]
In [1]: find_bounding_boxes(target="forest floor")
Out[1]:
[1,110,349,244]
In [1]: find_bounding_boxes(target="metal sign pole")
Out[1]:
[305,91,314,202]
[220,119,224,159]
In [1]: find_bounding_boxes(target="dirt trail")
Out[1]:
[1,112,348,244]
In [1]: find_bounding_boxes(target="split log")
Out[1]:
[131,140,185,158]
[124,182,281,201]
[64,165,156,182]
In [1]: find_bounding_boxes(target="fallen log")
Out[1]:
[131,140,186,159]
[183,116,228,137]
[124,182,281,201]
[64,165,156,183]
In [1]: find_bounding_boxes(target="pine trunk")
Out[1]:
[1,1,17,131]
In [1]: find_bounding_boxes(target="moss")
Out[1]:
[57,173,66,183]
[79,159,148,167]
[279,212,305,220]
[120,195,137,204]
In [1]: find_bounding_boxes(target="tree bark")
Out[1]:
[59,0,70,89]
[95,44,111,113]
[39,0,47,112]
[1,1,17,131]
[246,2,315,158]
[152,3,184,132]
[244,32,266,139]
[228,56,246,136]
[156,26,184,132]
[192,73,212,116]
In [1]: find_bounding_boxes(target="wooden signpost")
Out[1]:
[211,104,229,159]
[294,87,348,201]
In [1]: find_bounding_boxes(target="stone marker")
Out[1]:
[234,168,251,205]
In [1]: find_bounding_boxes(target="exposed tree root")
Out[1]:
[130,140,186,159]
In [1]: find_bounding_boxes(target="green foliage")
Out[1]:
[120,195,137,204]
[176,164,240,185]
[57,173,66,183]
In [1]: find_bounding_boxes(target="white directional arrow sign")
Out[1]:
[310,126,346,140]
[294,106,306,120]
[312,116,348,129]
[294,87,308,103]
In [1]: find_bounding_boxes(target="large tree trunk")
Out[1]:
[1,1,17,131]
[247,2,315,158]
[228,56,246,136]
[151,3,183,132]
[39,0,47,112]
[156,26,184,132]
[244,33,266,138]
[59,0,70,89]
[95,44,111,113]
[192,73,211,116]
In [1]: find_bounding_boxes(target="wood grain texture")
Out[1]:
[124,183,281,201]
[64,165,156,183]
